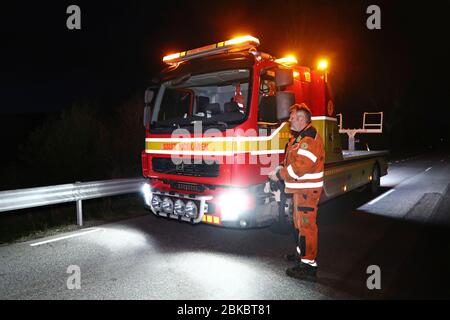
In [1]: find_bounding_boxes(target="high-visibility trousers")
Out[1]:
[292,189,321,261]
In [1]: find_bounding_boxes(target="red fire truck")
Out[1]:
[141,35,388,228]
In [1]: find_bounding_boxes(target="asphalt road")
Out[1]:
[1,152,450,300]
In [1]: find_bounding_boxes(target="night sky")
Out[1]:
[1,1,449,142]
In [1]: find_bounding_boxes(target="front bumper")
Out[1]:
[142,180,280,228]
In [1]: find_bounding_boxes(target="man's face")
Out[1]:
[289,110,308,132]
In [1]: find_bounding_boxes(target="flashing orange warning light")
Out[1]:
[224,35,260,46]
[275,55,298,67]
[317,59,329,71]
[162,52,181,62]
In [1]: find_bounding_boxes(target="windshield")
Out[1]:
[151,69,251,130]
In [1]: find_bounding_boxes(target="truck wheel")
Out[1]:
[370,164,381,195]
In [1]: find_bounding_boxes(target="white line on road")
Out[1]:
[30,228,103,247]
[368,189,396,205]
[425,167,432,172]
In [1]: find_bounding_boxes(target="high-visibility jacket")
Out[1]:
[277,123,325,262]
[278,124,325,194]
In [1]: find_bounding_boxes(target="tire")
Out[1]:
[370,164,381,195]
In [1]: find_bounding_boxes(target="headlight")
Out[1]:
[162,197,174,214]
[218,189,251,221]
[151,195,162,211]
[174,199,185,216]
[142,184,152,205]
[185,201,198,218]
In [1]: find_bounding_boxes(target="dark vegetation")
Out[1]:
[0,94,147,243]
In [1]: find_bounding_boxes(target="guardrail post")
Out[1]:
[75,181,83,226]
[76,199,83,226]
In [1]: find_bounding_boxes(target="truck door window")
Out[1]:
[158,88,192,121]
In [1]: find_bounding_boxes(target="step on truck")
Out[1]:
[141,35,388,228]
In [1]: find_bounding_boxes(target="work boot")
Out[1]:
[286,262,318,281]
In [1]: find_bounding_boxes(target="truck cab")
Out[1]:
[141,35,388,228]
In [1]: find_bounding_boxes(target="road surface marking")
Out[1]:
[425,167,432,172]
[30,228,102,247]
[368,189,396,205]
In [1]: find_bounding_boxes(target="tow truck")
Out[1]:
[141,35,388,228]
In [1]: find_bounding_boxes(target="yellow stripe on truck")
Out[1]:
[145,123,291,155]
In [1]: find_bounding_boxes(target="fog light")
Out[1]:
[185,201,198,218]
[174,199,185,216]
[162,197,174,214]
[151,195,162,211]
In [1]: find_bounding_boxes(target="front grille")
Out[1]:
[170,182,205,192]
[152,158,220,177]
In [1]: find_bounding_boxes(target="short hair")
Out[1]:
[289,103,312,123]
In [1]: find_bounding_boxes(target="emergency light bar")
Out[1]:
[162,35,260,65]
[275,55,298,67]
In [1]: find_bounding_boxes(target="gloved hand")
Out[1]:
[268,165,283,181]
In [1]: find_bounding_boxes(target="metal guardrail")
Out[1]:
[0,178,145,226]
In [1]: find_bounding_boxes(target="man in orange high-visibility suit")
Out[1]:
[269,103,325,281]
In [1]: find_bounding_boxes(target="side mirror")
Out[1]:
[275,68,294,88]
[145,89,154,105]
[143,89,155,127]
[143,106,151,127]
[276,92,295,121]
